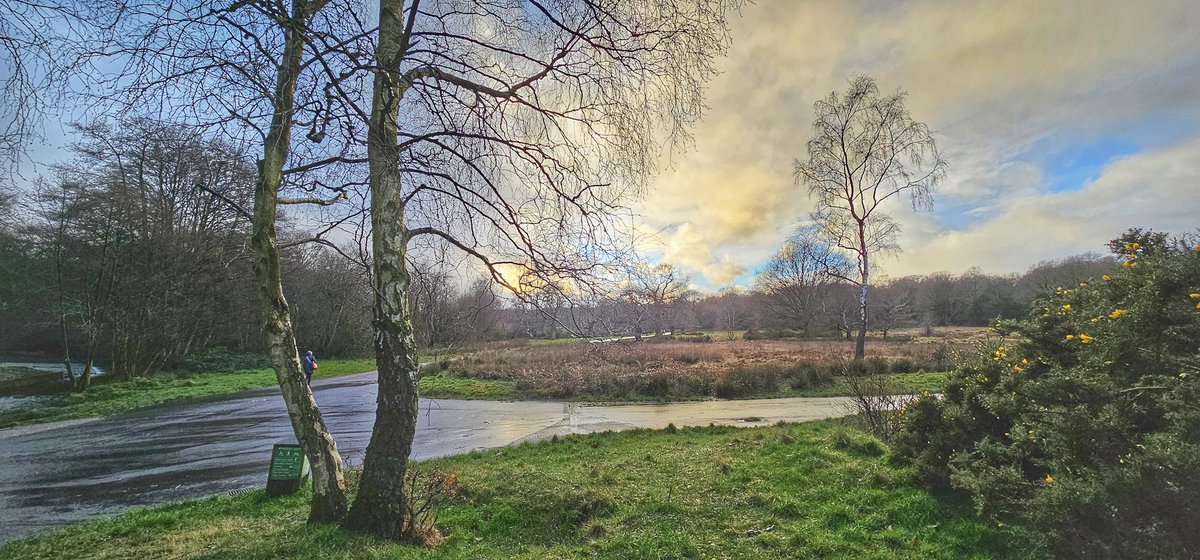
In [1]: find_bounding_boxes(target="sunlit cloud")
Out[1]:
[640,0,1200,289]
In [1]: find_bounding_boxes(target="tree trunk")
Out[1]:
[76,352,94,392]
[855,228,869,361]
[249,1,347,524]
[343,0,422,539]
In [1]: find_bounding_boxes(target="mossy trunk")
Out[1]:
[343,0,421,539]
[249,0,348,524]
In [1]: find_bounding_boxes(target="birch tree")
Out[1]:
[346,0,741,540]
[794,76,945,360]
[73,0,372,523]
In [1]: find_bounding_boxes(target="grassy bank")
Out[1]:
[0,359,376,429]
[0,421,1048,559]
[417,371,947,402]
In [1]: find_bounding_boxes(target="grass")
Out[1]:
[419,374,516,400]
[793,372,949,398]
[414,370,948,402]
[434,339,957,402]
[0,365,50,383]
[0,359,376,429]
[0,420,1049,559]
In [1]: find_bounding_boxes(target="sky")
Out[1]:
[642,0,1200,290]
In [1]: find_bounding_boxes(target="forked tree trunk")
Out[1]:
[343,0,422,539]
[76,353,94,392]
[249,1,348,524]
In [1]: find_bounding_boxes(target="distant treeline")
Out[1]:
[0,119,1120,377]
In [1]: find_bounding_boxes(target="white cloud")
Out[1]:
[885,136,1200,276]
[639,0,1200,287]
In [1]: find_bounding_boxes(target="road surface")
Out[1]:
[0,372,852,543]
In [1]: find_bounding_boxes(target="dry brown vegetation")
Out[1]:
[448,337,972,400]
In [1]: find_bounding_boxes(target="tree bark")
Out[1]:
[856,223,869,361]
[249,0,348,524]
[343,0,422,540]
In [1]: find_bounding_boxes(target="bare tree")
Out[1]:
[619,262,691,336]
[345,0,741,539]
[795,75,945,360]
[755,225,849,336]
[0,3,119,169]
[74,0,373,523]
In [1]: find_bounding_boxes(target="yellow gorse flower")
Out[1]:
[1190,293,1200,299]
[1065,334,1075,340]
[1045,474,1054,484]
[1102,274,1111,281]
[1061,304,1072,312]
[1079,333,1094,344]
[1109,309,1126,319]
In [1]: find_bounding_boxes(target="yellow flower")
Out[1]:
[1021,358,1029,365]
[1079,282,1088,288]
[1109,309,1126,319]
[1013,365,1023,375]
[1122,261,1132,268]
[1065,334,1075,340]
[1102,274,1111,281]
[1190,293,1200,299]
[1061,304,1072,312]
[1091,317,1100,324]
[1045,474,1054,484]
[1079,333,1094,344]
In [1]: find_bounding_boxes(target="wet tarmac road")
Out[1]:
[0,372,852,543]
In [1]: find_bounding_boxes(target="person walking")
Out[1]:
[302,350,318,384]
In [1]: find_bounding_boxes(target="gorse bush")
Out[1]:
[894,229,1200,558]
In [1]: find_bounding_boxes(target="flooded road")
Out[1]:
[0,372,852,543]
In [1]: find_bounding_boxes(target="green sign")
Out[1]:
[266,443,310,496]
[269,445,304,480]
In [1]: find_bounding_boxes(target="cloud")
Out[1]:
[661,222,748,285]
[639,0,1200,287]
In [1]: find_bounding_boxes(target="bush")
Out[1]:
[715,365,782,398]
[864,356,890,376]
[780,362,833,390]
[889,357,918,374]
[181,347,268,373]
[894,229,1200,558]
[926,345,957,371]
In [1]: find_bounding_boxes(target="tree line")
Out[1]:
[0,130,1119,383]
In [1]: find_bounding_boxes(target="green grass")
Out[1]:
[793,372,949,398]
[419,374,516,400]
[699,329,747,341]
[416,372,949,402]
[0,420,1049,559]
[0,359,376,429]
[0,365,50,382]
